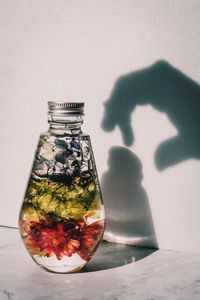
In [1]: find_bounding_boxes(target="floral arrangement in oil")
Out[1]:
[19,135,105,262]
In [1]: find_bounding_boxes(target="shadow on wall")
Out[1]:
[101,60,200,247]
[102,60,200,171]
[101,146,157,248]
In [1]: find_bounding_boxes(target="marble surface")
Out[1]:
[0,226,200,300]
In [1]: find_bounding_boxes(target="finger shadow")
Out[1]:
[102,60,200,170]
[101,146,157,248]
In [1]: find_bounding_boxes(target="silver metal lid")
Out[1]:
[48,102,84,116]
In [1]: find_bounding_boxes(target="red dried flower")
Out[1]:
[78,220,105,260]
[22,218,104,261]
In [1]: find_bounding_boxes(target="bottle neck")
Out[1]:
[48,115,83,135]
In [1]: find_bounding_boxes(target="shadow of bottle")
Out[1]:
[83,240,156,272]
[101,146,157,248]
[102,60,200,170]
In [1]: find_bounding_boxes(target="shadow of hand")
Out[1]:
[102,60,200,170]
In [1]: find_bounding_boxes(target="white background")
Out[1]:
[0,0,200,253]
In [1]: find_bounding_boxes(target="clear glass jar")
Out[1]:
[19,102,105,273]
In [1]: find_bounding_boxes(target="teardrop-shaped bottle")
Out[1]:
[19,102,105,273]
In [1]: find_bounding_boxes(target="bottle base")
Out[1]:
[32,253,87,274]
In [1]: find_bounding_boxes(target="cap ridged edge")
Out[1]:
[48,102,84,116]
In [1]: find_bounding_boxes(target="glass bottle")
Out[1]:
[19,102,105,273]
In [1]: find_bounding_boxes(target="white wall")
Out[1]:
[0,0,200,253]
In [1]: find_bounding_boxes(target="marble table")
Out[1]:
[0,226,200,300]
